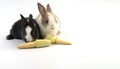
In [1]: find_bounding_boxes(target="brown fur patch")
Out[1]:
[41,12,59,28]
[41,13,49,28]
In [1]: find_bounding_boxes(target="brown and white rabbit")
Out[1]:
[36,3,60,38]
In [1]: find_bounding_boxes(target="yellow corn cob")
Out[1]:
[18,34,71,49]
[54,38,71,45]
[18,39,51,49]
[45,34,72,45]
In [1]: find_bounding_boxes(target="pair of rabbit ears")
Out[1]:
[37,3,52,16]
[20,14,33,19]
[20,14,34,25]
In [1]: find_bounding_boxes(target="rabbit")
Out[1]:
[6,14,43,42]
[36,3,61,38]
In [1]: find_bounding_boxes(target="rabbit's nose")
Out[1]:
[50,24,54,26]
[26,37,33,42]
[51,27,55,29]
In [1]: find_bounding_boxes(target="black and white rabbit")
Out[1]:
[6,14,43,42]
[36,3,61,38]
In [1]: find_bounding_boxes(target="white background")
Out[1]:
[0,0,120,69]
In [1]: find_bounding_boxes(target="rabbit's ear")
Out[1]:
[20,14,26,20]
[20,14,27,25]
[29,14,33,18]
[37,3,46,16]
[29,14,33,23]
[47,4,52,12]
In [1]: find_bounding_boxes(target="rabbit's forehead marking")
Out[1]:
[25,26,33,42]
[25,26,32,34]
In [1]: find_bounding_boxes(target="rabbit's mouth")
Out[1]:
[51,27,55,30]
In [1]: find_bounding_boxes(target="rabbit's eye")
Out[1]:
[45,20,49,24]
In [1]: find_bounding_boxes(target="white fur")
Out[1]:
[36,12,60,37]
[25,26,33,42]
